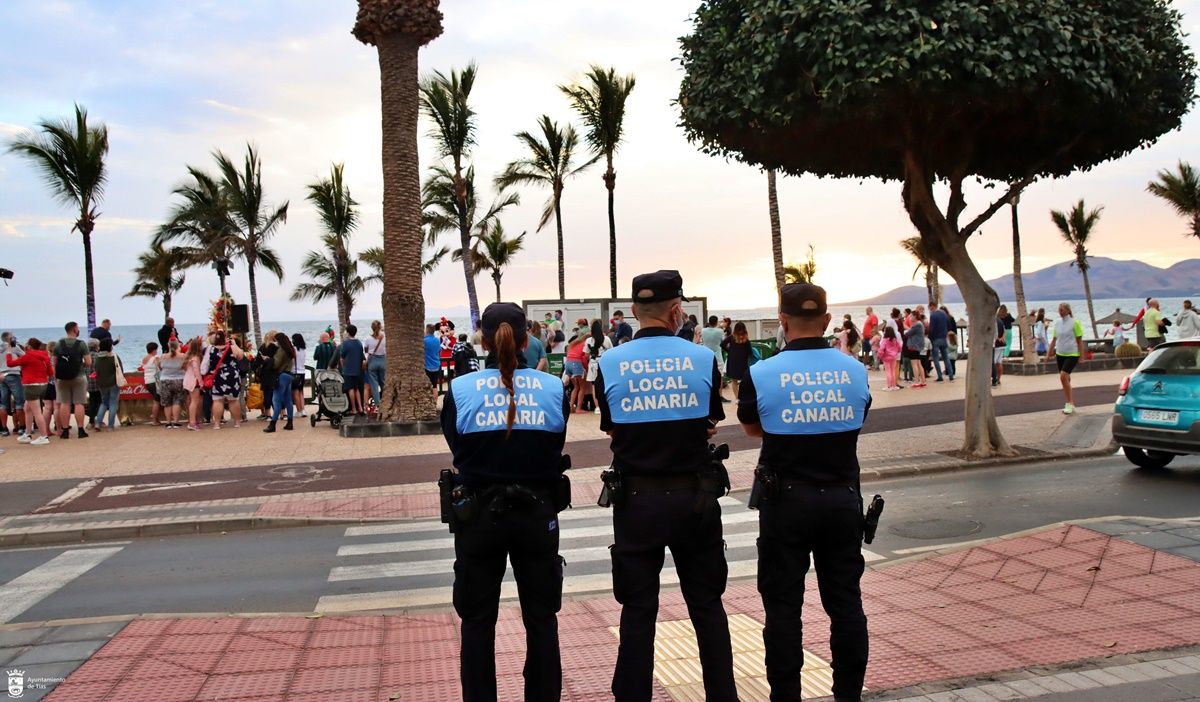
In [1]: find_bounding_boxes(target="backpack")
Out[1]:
[453,344,478,376]
[554,329,565,343]
[55,339,85,380]
[747,345,762,367]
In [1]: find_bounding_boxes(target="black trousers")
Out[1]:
[452,498,564,702]
[757,484,868,701]
[611,488,737,701]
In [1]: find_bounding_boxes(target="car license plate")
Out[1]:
[1138,409,1180,425]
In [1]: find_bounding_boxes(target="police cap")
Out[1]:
[631,270,688,303]
[481,302,528,343]
[780,283,827,317]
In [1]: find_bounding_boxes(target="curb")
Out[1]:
[0,442,1119,548]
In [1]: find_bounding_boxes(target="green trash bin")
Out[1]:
[547,353,565,377]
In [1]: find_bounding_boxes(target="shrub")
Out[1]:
[1115,342,1143,359]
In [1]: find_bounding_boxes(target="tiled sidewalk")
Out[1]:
[27,521,1200,701]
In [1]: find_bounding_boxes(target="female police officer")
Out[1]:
[440,302,571,701]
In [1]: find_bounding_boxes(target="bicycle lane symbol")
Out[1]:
[257,465,336,492]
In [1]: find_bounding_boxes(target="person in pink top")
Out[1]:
[7,338,54,444]
[875,326,903,391]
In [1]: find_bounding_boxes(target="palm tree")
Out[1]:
[420,63,483,328]
[495,116,596,299]
[454,222,526,302]
[900,236,941,307]
[783,245,817,284]
[353,0,443,421]
[767,169,785,291]
[1051,200,1103,338]
[1147,161,1200,240]
[1010,193,1036,363]
[306,163,359,332]
[560,65,636,298]
[290,245,367,320]
[7,104,108,331]
[423,164,519,250]
[154,167,238,296]
[214,145,289,346]
[124,242,186,323]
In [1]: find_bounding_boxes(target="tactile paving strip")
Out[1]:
[609,613,858,700]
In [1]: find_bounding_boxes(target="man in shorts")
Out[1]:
[338,324,365,415]
[55,322,92,438]
[424,324,443,401]
[1047,302,1085,415]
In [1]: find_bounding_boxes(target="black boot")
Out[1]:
[283,419,293,431]
[263,421,277,433]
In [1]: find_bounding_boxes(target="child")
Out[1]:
[1104,321,1127,349]
[876,326,903,391]
[946,330,959,378]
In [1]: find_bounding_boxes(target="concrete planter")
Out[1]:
[1001,354,1142,376]
[339,418,442,438]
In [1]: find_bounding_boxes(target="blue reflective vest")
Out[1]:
[749,348,870,435]
[452,368,566,435]
[599,334,714,424]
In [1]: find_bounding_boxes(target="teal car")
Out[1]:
[1113,339,1200,469]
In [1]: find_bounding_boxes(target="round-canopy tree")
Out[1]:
[679,0,1196,457]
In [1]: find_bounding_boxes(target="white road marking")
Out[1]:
[32,479,100,513]
[96,480,239,498]
[3,541,131,553]
[0,547,123,623]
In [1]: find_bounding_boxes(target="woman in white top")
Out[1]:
[291,333,308,417]
[582,319,613,414]
[364,320,387,410]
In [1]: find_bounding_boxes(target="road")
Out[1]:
[0,384,1120,516]
[1,451,1198,625]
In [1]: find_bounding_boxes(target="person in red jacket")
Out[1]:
[7,338,54,445]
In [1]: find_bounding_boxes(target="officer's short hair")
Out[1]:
[633,299,675,318]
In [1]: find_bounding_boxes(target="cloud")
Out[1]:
[0,223,26,238]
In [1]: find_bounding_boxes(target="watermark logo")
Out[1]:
[7,669,24,699]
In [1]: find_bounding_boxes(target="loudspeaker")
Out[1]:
[230,304,250,334]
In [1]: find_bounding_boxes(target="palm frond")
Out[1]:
[559,66,636,159]
[419,62,478,162]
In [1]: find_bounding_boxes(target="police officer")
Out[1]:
[440,302,571,701]
[595,271,738,702]
[738,283,871,702]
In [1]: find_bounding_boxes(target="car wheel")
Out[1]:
[1122,446,1175,469]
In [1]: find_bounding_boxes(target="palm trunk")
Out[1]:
[494,271,502,303]
[554,187,566,299]
[902,152,1013,458]
[767,169,785,291]
[163,292,172,325]
[455,164,481,331]
[930,264,942,307]
[80,219,97,333]
[333,247,349,334]
[1011,199,1036,364]
[247,254,262,346]
[376,30,436,421]
[218,271,228,298]
[1082,266,1099,339]
[605,155,617,300]
[924,267,937,308]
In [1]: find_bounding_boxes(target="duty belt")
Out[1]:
[622,473,700,494]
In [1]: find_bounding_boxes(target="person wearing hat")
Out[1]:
[440,302,572,701]
[594,270,738,701]
[738,283,872,702]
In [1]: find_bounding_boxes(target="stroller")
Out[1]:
[310,369,350,428]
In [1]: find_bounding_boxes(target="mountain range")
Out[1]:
[845,257,1200,305]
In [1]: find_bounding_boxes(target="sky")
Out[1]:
[2,0,1200,328]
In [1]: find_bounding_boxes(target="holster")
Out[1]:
[554,474,572,513]
[598,468,623,509]
[486,484,544,523]
[748,465,780,510]
[862,493,885,544]
[694,443,732,514]
[438,469,457,532]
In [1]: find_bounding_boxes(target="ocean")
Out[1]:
[5,296,1192,369]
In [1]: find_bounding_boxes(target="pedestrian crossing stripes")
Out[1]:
[315,496,884,613]
[0,546,124,623]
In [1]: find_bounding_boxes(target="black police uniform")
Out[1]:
[594,270,738,702]
[738,284,872,702]
[440,304,571,702]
